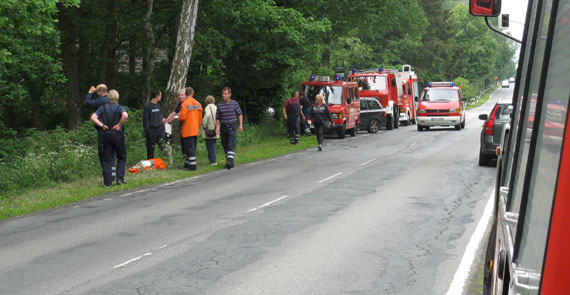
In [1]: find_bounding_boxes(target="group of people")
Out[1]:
[84,84,243,186]
[283,91,333,151]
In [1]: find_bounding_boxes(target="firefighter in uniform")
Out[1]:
[216,87,243,170]
[143,90,166,159]
[178,87,203,171]
[283,90,304,144]
[90,90,128,186]
[299,90,312,136]
[84,84,117,179]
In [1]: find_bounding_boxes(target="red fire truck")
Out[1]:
[301,75,360,139]
[398,65,419,125]
[347,67,403,130]
[469,0,570,294]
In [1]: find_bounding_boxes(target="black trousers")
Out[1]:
[145,126,165,159]
[97,130,127,186]
[181,136,197,170]
[314,121,325,145]
[287,116,300,143]
[220,123,237,165]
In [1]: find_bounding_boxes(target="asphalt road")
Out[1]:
[0,88,513,295]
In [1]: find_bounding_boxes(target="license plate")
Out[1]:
[431,118,444,121]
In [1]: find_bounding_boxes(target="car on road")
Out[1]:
[415,81,466,131]
[501,80,509,88]
[359,97,387,133]
[478,97,512,166]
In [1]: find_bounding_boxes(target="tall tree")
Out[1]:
[163,0,199,112]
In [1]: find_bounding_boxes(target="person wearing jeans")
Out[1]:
[202,95,219,165]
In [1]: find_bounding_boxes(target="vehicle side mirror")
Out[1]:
[391,79,396,87]
[461,96,467,101]
[414,96,419,102]
[479,114,488,120]
[469,0,501,17]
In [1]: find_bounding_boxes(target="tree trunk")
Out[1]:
[164,0,199,113]
[98,0,118,88]
[28,82,44,130]
[142,0,156,106]
[57,3,82,129]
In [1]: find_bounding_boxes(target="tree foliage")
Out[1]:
[0,0,516,132]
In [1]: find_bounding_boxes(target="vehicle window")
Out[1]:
[348,87,354,101]
[421,89,458,101]
[360,99,368,110]
[497,105,511,119]
[503,0,541,192]
[516,0,570,280]
[396,76,403,96]
[304,85,343,105]
[353,76,387,91]
[367,99,381,110]
[508,0,552,238]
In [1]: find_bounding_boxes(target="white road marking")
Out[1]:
[248,196,288,212]
[359,158,376,166]
[159,245,168,249]
[113,252,153,269]
[317,172,343,184]
[446,191,494,295]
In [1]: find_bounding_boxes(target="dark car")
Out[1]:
[478,97,512,166]
[359,97,387,133]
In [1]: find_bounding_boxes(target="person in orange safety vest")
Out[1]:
[177,87,203,171]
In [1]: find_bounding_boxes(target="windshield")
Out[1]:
[421,89,458,101]
[352,76,387,91]
[304,85,343,105]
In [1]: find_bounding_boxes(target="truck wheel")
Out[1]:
[455,123,461,130]
[338,125,346,139]
[417,124,423,131]
[386,114,394,130]
[479,151,492,166]
[368,119,379,133]
[411,117,416,125]
[461,119,465,129]
[394,109,400,129]
[349,125,356,137]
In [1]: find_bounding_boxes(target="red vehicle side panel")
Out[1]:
[541,112,570,295]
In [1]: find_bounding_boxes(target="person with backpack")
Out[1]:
[90,90,129,186]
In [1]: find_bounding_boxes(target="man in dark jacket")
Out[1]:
[143,90,166,159]
[84,84,109,109]
[90,90,129,186]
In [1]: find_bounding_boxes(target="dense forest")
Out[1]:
[0,0,516,132]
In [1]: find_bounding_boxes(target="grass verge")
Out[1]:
[0,133,316,221]
[466,86,498,110]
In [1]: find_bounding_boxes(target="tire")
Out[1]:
[386,114,394,130]
[417,124,423,131]
[338,125,346,139]
[349,125,356,137]
[411,116,416,125]
[461,119,465,129]
[368,119,380,133]
[455,123,461,130]
[483,216,498,295]
[394,108,400,129]
[425,126,430,131]
[479,151,493,166]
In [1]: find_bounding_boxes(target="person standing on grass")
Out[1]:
[309,93,333,151]
[177,87,203,171]
[216,87,243,170]
[202,95,219,166]
[143,90,166,159]
[283,90,304,145]
[90,90,128,186]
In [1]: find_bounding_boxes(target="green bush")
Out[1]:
[0,108,287,198]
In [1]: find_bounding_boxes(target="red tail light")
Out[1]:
[484,105,498,135]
